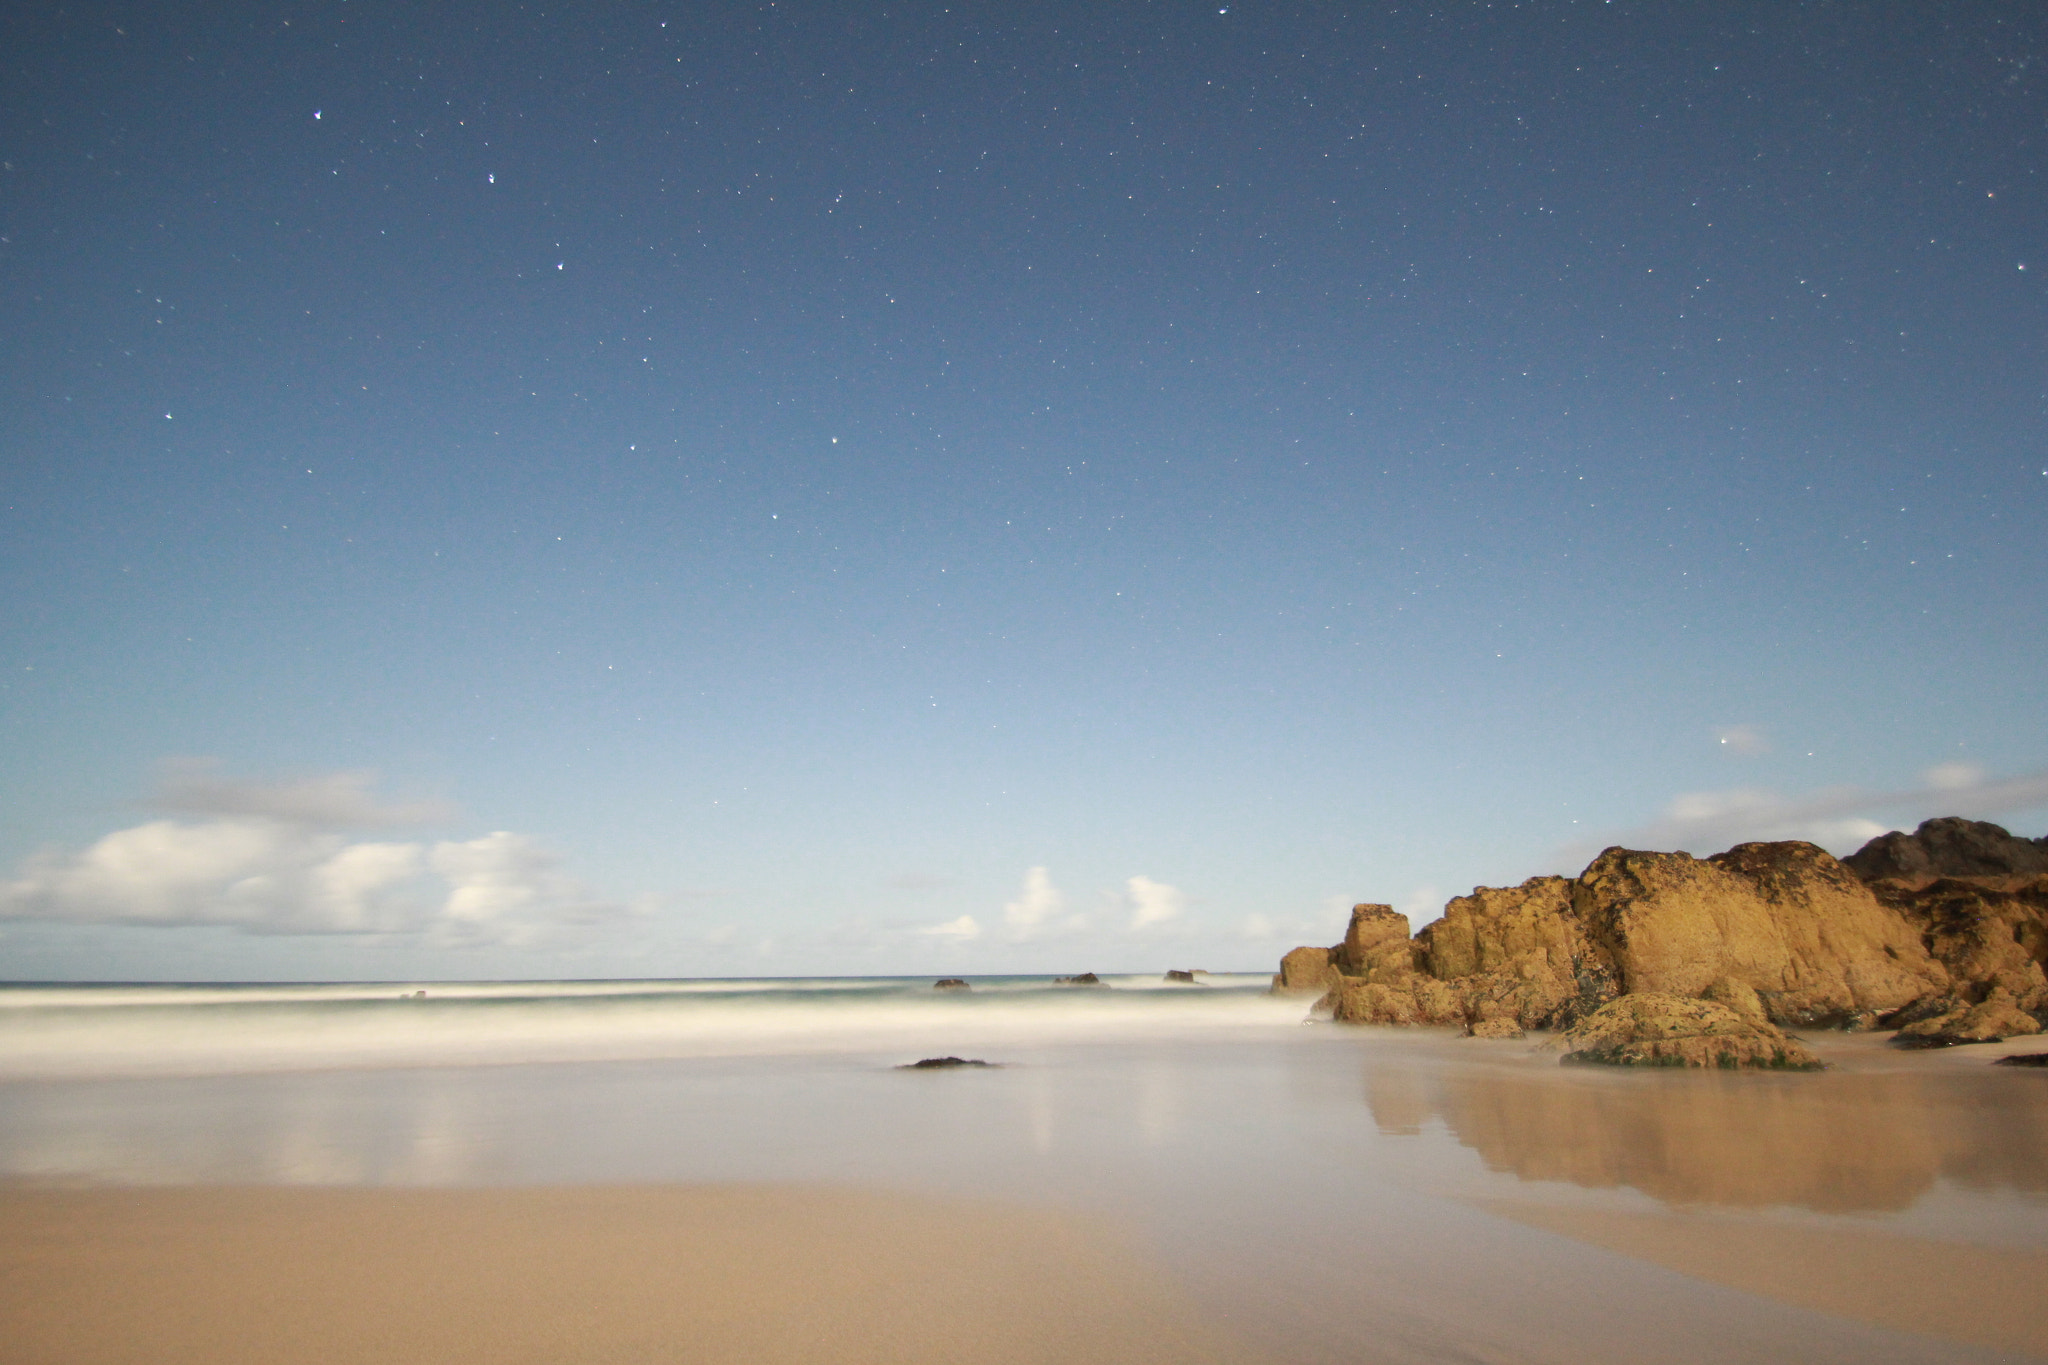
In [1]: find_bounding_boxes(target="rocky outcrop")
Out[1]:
[1843,817,2048,883]
[1270,828,2048,1054]
[1573,841,1948,1027]
[933,978,970,991]
[1891,989,2042,1048]
[1840,820,2048,1045]
[1555,994,1824,1070]
[1417,876,1617,1030]
[1272,946,1339,995]
[1052,973,1104,986]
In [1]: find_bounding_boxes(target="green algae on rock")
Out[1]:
[1555,994,1825,1070]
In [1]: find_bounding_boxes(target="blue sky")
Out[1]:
[2,0,2044,979]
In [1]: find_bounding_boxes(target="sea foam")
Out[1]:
[0,975,1309,1078]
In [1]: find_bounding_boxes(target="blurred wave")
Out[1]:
[0,974,1304,1078]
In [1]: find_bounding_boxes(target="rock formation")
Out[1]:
[1273,821,2048,1060]
[1572,840,1946,1027]
[1272,946,1339,995]
[1844,819,2048,1045]
[1553,994,1824,1070]
[933,978,970,991]
[1843,816,2048,883]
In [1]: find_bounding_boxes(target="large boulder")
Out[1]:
[1327,974,1463,1026]
[1555,993,1824,1070]
[1335,903,1421,978]
[1570,842,1947,1027]
[1843,817,2048,884]
[1843,823,2048,1034]
[1318,905,1466,1024]
[1892,988,2043,1048]
[1880,879,2048,1017]
[1416,876,1618,1030]
[1272,945,1340,995]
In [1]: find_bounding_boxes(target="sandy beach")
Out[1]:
[0,1182,1254,1365]
[3,988,2045,1365]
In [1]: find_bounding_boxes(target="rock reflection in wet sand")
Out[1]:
[1368,1057,2048,1212]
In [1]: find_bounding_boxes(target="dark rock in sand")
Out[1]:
[1053,972,1104,986]
[933,978,971,991]
[898,1056,999,1069]
[1994,1052,2048,1067]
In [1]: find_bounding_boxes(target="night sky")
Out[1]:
[3,1,2044,979]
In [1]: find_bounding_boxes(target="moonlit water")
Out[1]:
[0,974,1296,1078]
[4,981,2045,1364]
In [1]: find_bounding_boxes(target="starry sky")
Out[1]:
[3,0,2045,980]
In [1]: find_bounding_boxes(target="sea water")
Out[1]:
[0,974,1295,1078]
[3,977,2045,1364]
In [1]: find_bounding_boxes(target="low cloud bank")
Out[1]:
[1568,765,2048,865]
[0,767,617,945]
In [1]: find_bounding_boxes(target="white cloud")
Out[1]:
[1565,766,2048,864]
[917,914,981,941]
[1003,866,1071,940]
[1925,762,1987,792]
[0,774,617,944]
[1397,884,1444,927]
[428,831,616,945]
[149,758,453,828]
[1715,724,1770,756]
[1125,875,1186,930]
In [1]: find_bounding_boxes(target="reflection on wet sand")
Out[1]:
[1369,1059,2048,1212]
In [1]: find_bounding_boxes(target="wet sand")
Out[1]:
[0,1182,1254,1365]
[1476,1199,2048,1358]
[2,1031,2044,1364]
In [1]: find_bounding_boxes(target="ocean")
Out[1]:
[0,973,1297,1079]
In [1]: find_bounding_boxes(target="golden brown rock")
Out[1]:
[1893,987,2044,1048]
[1326,974,1463,1026]
[1571,842,1947,1026]
[1416,876,1617,1030]
[1335,903,1420,979]
[1556,993,1824,1070]
[1867,879,2048,1020]
[1272,945,1339,996]
[1464,1016,1526,1040]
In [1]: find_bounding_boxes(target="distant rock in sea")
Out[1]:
[1163,969,1201,984]
[1270,817,2048,1064]
[1053,972,1104,986]
[897,1056,999,1069]
[933,978,971,991]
